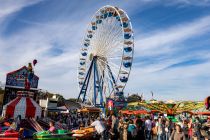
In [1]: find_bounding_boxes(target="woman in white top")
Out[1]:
[156,117,166,140]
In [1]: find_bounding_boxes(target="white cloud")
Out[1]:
[0,19,86,98]
[135,15,210,57]
[166,0,210,7]
[124,15,210,100]
[0,0,95,99]
[0,0,210,101]
[125,60,210,101]
[0,0,42,21]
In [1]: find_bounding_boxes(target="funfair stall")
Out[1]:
[2,91,41,119]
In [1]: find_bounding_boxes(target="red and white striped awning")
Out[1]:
[2,91,41,119]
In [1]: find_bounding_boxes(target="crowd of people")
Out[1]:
[1,111,210,140]
[49,113,210,140]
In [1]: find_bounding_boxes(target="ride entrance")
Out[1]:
[77,5,134,111]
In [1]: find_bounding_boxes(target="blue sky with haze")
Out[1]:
[0,0,210,101]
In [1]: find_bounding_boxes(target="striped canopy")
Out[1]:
[2,91,41,119]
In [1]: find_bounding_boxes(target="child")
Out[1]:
[48,121,56,133]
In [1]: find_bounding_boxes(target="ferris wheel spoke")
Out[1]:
[105,39,123,55]
[88,73,95,104]
[106,43,123,57]
[97,62,118,91]
[94,21,122,54]
[101,31,122,52]
[97,66,109,95]
[98,59,119,78]
[97,61,117,84]
[107,56,122,59]
[109,61,129,74]
[93,20,120,49]
[93,37,119,57]
[97,62,106,82]
[98,21,120,42]
[106,60,129,79]
[98,58,122,74]
[99,64,120,92]
[96,40,123,58]
[103,16,121,35]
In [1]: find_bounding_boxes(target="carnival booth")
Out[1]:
[72,127,96,140]
[77,107,101,119]
[2,91,41,119]
[119,110,148,115]
[128,100,204,115]
[3,64,39,106]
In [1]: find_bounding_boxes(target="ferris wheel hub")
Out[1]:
[89,53,98,61]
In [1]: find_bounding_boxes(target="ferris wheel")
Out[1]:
[77,5,134,107]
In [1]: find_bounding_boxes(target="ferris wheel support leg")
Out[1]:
[100,71,104,97]
[93,58,104,107]
[77,60,94,103]
[93,59,97,106]
[82,68,93,103]
[95,60,104,106]
[107,63,119,92]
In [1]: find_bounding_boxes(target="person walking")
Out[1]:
[90,117,106,140]
[118,118,124,140]
[193,117,202,140]
[165,120,170,140]
[111,114,119,139]
[188,118,193,140]
[170,124,186,140]
[136,116,145,140]
[66,115,72,130]
[145,116,152,140]
[156,117,165,140]
[127,119,137,139]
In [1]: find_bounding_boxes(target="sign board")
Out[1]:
[6,66,39,88]
[107,98,127,110]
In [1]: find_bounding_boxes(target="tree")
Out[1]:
[56,94,65,106]
[67,98,78,102]
[0,86,5,108]
[127,93,142,103]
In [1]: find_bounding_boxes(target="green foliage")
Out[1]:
[0,88,4,95]
[0,88,4,105]
[67,98,78,102]
[127,94,142,103]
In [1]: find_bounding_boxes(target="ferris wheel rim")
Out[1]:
[78,5,134,102]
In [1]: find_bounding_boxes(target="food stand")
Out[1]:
[72,128,96,140]
[77,107,101,118]
[72,107,101,140]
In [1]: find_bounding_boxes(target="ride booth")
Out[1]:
[106,95,127,116]
[77,107,101,120]
[1,91,42,139]
[0,61,43,139]
[3,66,39,106]
[2,91,41,118]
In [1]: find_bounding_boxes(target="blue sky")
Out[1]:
[0,0,210,101]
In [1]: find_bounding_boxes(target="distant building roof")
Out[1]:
[64,100,81,110]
